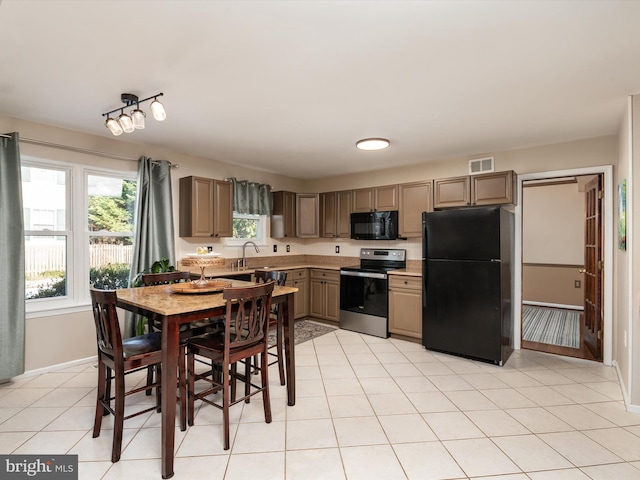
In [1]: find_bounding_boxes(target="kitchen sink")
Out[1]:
[224,272,252,281]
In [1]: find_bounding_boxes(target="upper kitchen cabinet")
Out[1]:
[433,170,516,209]
[399,180,433,238]
[320,190,352,238]
[296,193,320,238]
[271,190,296,238]
[179,176,233,238]
[472,170,517,206]
[213,179,234,237]
[352,184,398,212]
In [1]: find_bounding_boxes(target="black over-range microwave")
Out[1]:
[350,211,398,240]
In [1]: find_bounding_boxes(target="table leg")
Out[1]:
[282,292,296,406]
[161,318,179,479]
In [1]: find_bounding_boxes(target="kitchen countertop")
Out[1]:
[387,267,422,277]
[181,263,422,278]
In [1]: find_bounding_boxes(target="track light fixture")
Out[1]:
[102,92,165,136]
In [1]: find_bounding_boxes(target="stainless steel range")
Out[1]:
[339,248,407,338]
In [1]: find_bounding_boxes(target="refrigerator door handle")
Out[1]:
[422,277,427,308]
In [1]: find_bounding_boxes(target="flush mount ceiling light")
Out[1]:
[102,92,165,136]
[356,138,390,151]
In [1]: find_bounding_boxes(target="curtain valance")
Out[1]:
[228,177,272,215]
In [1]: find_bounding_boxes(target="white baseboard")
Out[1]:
[612,359,640,412]
[15,356,97,379]
[523,301,583,311]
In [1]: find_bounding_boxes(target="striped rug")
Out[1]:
[522,306,581,349]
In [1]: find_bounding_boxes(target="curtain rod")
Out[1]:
[0,133,178,168]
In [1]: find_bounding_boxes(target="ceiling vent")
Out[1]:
[469,156,494,175]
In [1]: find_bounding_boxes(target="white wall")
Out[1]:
[522,183,584,265]
[615,99,631,403]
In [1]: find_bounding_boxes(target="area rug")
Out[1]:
[268,320,337,345]
[522,305,580,349]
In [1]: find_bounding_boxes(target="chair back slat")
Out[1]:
[223,282,274,350]
[254,270,286,316]
[142,271,191,286]
[90,287,123,360]
[254,270,287,286]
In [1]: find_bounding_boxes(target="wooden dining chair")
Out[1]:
[253,269,288,385]
[186,281,275,450]
[141,270,221,425]
[89,287,186,463]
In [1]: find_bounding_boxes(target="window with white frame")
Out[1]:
[23,163,70,302]
[22,157,136,312]
[225,213,267,246]
[87,173,136,290]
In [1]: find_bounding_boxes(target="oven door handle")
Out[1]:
[340,270,387,280]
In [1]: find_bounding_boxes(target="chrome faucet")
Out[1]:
[241,241,260,268]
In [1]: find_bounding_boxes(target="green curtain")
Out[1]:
[0,133,25,380]
[229,177,272,215]
[125,157,175,337]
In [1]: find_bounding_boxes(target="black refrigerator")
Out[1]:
[422,206,513,365]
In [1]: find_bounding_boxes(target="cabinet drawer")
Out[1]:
[310,269,340,282]
[389,275,422,290]
[288,268,308,280]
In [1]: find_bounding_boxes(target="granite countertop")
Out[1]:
[178,254,422,278]
[387,267,422,277]
[184,264,342,278]
[186,264,422,278]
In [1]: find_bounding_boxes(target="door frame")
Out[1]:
[514,165,613,366]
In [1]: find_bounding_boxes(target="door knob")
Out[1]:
[578,269,586,274]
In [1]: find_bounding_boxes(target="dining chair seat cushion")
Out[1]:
[122,332,162,357]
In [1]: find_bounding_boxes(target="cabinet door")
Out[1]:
[471,170,516,206]
[213,179,233,237]
[388,276,422,338]
[324,280,340,323]
[292,277,309,319]
[352,188,374,212]
[271,191,296,238]
[433,176,470,209]
[375,184,399,210]
[337,190,352,238]
[320,192,337,238]
[399,181,433,238]
[179,176,213,237]
[288,268,309,319]
[296,193,319,237]
[309,278,325,318]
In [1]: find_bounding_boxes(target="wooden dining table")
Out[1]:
[116,279,297,479]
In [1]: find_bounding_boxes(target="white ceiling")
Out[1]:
[1,0,639,179]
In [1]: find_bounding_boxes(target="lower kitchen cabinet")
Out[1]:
[388,275,422,339]
[286,268,309,319]
[309,269,340,323]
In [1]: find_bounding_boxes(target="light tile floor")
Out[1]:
[2,326,640,480]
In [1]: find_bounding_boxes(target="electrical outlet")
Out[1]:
[273,245,277,253]
[207,246,213,252]
[335,246,340,254]
[574,280,581,288]
[286,245,290,252]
